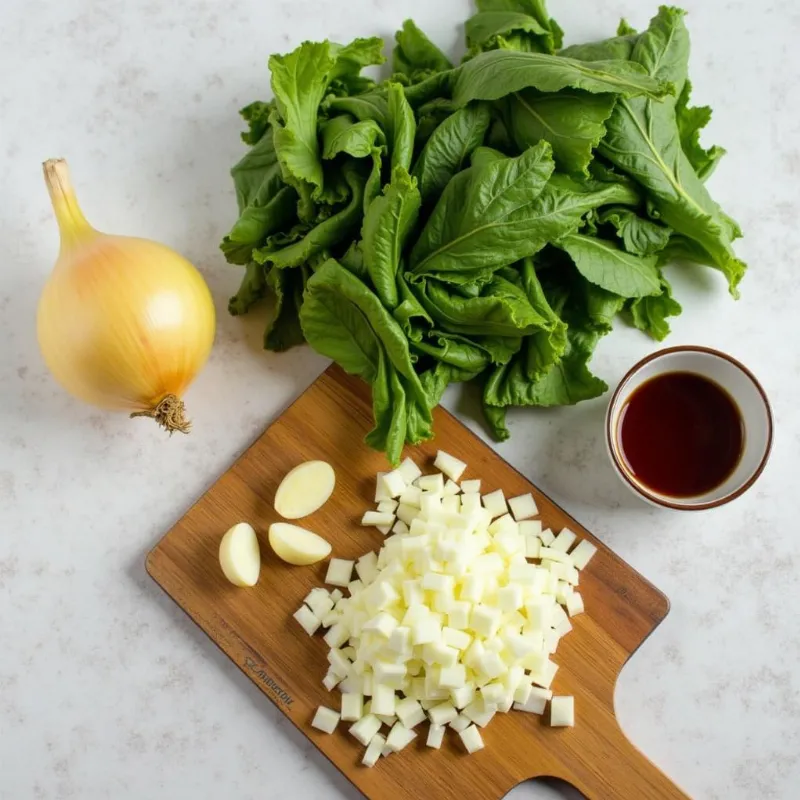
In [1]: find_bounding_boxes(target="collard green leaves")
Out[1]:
[222,1,746,461]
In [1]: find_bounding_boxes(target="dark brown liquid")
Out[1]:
[618,371,744,498]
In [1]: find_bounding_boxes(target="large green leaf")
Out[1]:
[452,49,674,107]
[409,142,555,284]
[300,260,433,463]
[504,89,616,175]
[597,206,672,256]
[387,83,416,171]
[393,19,453,80]
[627,272,682,341]
[592,7,745,294]
[412,104,492,202]
[321,116,385,160]
[361,167,421,308]
[558,233,662,298]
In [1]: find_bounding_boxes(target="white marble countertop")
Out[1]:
[2,0,798,798]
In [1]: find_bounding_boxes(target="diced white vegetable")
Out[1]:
[459,724,485,754]
[392,519,410,535]
[519,519,543,538]
[397,457,422,485]
[513,693,547,715]
[371,684,396,716]
[539,527,555,546]
[416,473,444,493]
[427,701,458,726]
[398,485,422,508]
[551,527,577,553]
[324,623,350,649]
[460,492,481,516]
[449,714,471,732]
[439,664,467,689]
[530,659,559,689]
[302,588,333,620]
[361,511,395,528]
[375,473,391,503]
[377,499,399,514]
[482,489,508,519]
[274,461,336,520]
[442,627,471,650]
[218,523,261,587]
[426,723,445,749]
[350,714,382,746]
[311,706,340,734]
[268,522,331,566]
[330,588,343,602]
[566,592,585,617]
[508,493,539,521]
[460,479,480,494]
[395,503,419,526]
[355,551,379,584]
[434,450,468,482]
[362,732,385,767]
[325,558,354,587]
[294,605,321,636]
[382,469,408,498]
[341,693,364,722]
[395,697,426,728]
[570,539,598,570]
[385,721,417,752]
[550,695,574,727]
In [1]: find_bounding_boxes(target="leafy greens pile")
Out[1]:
[222,2,745,464]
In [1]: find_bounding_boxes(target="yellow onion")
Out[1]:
[37,158,216,433]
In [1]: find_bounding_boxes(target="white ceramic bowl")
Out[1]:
[605,346,773,510]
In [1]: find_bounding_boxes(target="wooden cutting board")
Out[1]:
[147,364,688,800]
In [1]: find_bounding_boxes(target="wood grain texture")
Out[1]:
[147,365,689,800]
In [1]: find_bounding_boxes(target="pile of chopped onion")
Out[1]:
[294,452,596,763]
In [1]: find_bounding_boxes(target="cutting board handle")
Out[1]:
[557,722,692,800]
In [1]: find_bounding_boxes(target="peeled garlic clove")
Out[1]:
[269,522,332,565]
[219,523,261,587]
[274,461,336,519]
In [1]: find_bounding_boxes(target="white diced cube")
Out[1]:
[375,473,391,503]
[551,527,577,553]
[426,723,445,749]
[311,706,340,734]
[539,527,555,546]
[350,714,382,745]
[480,682,506,706]
[450,684,475,709]
[460,574,485,604]
[411,617,441,645]
[422,572,454,593]
[524,535,541,559]
[530,659,559,689]
[460,479,481,494]
[550,695,575,727]
[570,539,598,570]
[513,693,547,714]
[341,693,364,722]
[470,605,502,638]
[304,588,334,619]
[395,503,419,525]
[398,485,422,508]
[427,701,458,726]
[459,724,485,754]
[377,499,399,514]
[327,647,351,676]
[322,669,343,691]
[448,601,472,630]
[508,493,539,521]
[397,457,422,485]
[385,722,417,752]
[463,697,495,727]
[443,478,461,496]
[482,489,508,519]
[539,547,574,566]
[496,584,524,612]
[323,623,349,648]
[330,589,343,602]
[325,558,354,587]
[416,473,444,493]
[363,612,399,638]
[566,592,585,617]
[392,519,410,535]
[519,519,543,538]
[441,495,460,514]
[449,714,471,732]
[460,492,481,516]
[361,510,395,527]
[362,732,386,767]
[442,627,471,650]
[434,450,467,482]
[293,605,321,635]
[395,697,426,728]
[439,663,467,689]
[513,680,533,705]
[371,684,396,716]
[382,469,407,498]
[355,551,379,584]
[387,625,411,654]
